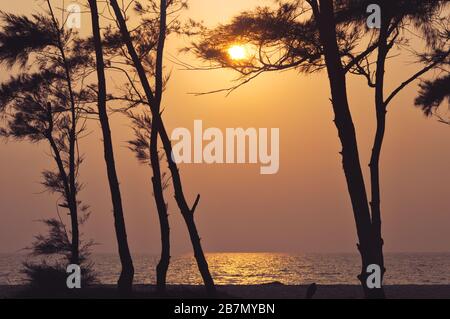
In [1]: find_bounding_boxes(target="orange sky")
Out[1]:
[0,0,449,255]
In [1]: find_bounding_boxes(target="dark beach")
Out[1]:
[2,284,450,299]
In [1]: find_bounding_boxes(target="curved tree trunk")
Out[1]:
[89,0,134,295]
[313,0,385,298]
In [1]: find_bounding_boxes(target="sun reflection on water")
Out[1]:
[3,252,450,285]
[205,253,293,285]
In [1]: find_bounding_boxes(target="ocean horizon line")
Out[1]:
[2,251,450,256]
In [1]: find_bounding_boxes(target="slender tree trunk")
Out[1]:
[46,104,76,257]
[49,136,78,262]
[46,0,79,265]
[68,164,79,265]
[369,11,391,292]
[61,29,79,267]
[88,0,134,294]
[110,0,215,294]
[314,0,385,298]
[67,82,78,266]
[151,0,171,292]
[368,9,450,294]
[150,129,171,292]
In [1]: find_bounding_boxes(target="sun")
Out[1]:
[228,45,247,61]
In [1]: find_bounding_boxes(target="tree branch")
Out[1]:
[385,50,450,107]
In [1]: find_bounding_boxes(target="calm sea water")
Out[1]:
[1,252,449,285]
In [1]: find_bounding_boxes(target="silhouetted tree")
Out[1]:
[108,0,216,294]
[87,0,135,294]
[0,8,96,290]
[192,0,449,298]
[0,4,94,268]
[333,0,449,293]
[97,0,179,292]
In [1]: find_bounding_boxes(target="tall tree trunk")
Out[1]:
[152,0,171,292]
[89,0,134,294]
[46,0,79,265]
[67,72,78,266]
[109,0,215,294]
[314,0,385,298]
[369,9,391,293]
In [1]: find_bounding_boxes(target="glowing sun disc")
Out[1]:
[228,45,247,60]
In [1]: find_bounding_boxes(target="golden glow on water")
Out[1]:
[3,253,450,285]
[201,253,295,285]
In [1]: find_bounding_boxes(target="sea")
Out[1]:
[1,252,450,286]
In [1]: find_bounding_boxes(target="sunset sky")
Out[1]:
[0,0,449,256]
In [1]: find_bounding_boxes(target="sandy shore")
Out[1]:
[1,283,450,299]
